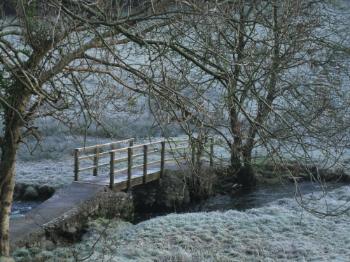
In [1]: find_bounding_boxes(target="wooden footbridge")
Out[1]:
[73,137,214,190]
[10,136,214,248]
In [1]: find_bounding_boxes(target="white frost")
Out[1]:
[16,185,350,261]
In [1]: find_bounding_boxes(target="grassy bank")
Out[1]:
[13,185,350,261]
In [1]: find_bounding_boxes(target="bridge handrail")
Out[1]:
[74,137,214,189]
[76,138,135,153]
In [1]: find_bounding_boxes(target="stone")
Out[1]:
[157,171,190,209]
[37,185,55,200]
[42,190,134,245]
[12,248,31,261]
[13,183,25,200]
[133,170,191,212]
[22,186,39,200]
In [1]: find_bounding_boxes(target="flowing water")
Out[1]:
[12,181,346,220]
[191,181,346,212]
[11,201,40,218]
[134,181,347,223]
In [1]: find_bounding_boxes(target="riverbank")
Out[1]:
[13,184,350,261]
[10,147,350,261]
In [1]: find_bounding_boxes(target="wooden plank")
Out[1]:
[127,147,132,190]
[129,140,162,150]
[79,150,113,160]
[114,167,128,174]
[75,166,163,188]
[93,147,99,176]
[131,163,147,170]
[74,149,79,181]
[77,162,109,173]
[132,152,145,158]
[96,162,109,168]
[147,160,161,166]
[143,145,147,184]
[110,146,130,154]
[79,165,97,172]
[113,156,128,163]
[76,138,134,153]
[109,141,160,154]
[110,152,115,189]
[160,141,165,178]
[112,172,161,191]
[78,153,96,161]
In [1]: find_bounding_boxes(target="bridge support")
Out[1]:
[74,149,79,181]
[109,152,115,189]
[143,145,148,184]
[127,147,133,190]
[160,141,165,178]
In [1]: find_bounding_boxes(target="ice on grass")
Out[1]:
[16,185,350,262]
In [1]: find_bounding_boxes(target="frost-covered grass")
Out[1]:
[16,159,74,188]
[15,185,350,261]
[16,135,114,188]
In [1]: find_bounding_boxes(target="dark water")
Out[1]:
[11,201,40,217]
[191,181,346,212]
[134,181,346,223]
[12,182,346,221]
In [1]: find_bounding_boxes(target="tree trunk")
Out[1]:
[230,138,242,170]
[242,147,253,166]
[0,141,18,258]
[227,4,246,172]
[0,87,29,258]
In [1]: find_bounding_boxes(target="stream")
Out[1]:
[135,181,347,222]
[11,201,40,218]
[191,181,346,212]
[12,181,346,220]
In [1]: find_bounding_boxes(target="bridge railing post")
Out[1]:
[74,149,79,181]
[127,147,133,190]
[109,151,115,189]
[160,141,165,178]
[209,137,214,167]
[143,145,148,184]
[93,147,100,176]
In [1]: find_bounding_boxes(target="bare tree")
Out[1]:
[0,0,179,258]
[130,0,350,185]
[1,0,349,258]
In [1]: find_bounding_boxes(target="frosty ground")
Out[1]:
[13,130,350,261]
[16,135,111,188]
[13,185,350,261]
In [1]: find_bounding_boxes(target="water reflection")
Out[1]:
[193,181,345,212]
[11,201,40,217]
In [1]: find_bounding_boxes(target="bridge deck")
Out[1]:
[75,165,162,190]
[10,182,104,248]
